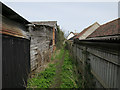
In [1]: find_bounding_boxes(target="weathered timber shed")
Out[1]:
[0,2,31,88]
[71,18,120,88]
[32,21,57,50]
[29,21,57,71]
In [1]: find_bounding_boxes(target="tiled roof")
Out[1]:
[73,33,79,35]
[88,18,120,38]
[75,22,100,39]
[75,28,89,39]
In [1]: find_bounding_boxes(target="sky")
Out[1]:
[2,1,118,36]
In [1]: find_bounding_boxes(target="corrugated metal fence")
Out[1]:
[67,40,120,88]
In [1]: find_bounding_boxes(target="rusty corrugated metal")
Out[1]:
[0,25,28,39]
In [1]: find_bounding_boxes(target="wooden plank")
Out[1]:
[31,50,38,56]
[31,46,38,50]
[31,57,37,62]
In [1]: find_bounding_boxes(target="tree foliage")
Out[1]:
[56,26,65,49]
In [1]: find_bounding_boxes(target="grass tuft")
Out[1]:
[27,63,56,88]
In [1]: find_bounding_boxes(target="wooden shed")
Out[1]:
[0,2,31,88]
[28,21,57,71]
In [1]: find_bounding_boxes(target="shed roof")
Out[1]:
[32,21,57,27]
[87,18,120,38]
[1,2,30,25]
[0,26,27,38]
[75,22,100,39]
[0,2,30,39]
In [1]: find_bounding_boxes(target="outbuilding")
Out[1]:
[1,2,31,88]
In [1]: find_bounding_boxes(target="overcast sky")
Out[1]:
[2,2,118,35]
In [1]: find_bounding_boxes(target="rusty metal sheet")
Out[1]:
[0,15,29,39]
[0,25,28,39]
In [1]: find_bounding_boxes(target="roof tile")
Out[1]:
[88,18,120,38]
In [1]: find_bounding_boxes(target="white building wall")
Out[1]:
[67,33,75,40]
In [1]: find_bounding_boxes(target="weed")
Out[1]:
[27,47,84,88]
[27,63,56,88]
[60,50,83,88]
[51,55,54,61]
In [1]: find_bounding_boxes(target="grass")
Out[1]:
[55,49,64,60]
[60,50,77,88]
[60,50,83,88]
[27,48,64,88]
[27,46,83,88]
[51,48,64,61]
[51,55,54,61]
[27,63,56,88]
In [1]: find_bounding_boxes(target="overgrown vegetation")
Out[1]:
[27,48,64,88]
[27,26,84,88]
[51,48,64,61]
[60,49,83,88]
[56,26,65,49]
[27,63,56,88]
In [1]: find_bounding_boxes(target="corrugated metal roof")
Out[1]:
[0,2,30,39]
[0,26,28,38]
[1,2,31,25]
[86,35,120,40]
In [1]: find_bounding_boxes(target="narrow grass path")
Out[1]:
[27,47,83,88]
[27,48,64,88]
[60,49,83,88]
[50,49,65,88]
